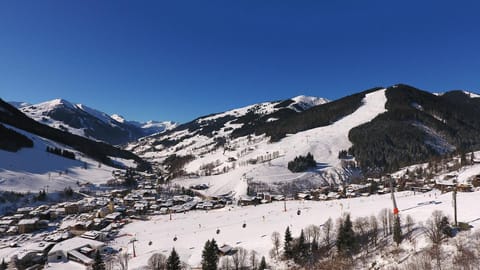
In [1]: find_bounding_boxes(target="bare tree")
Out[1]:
[271,231,281,260]
[305,224,321,245]
[453,237,477,270]
[148,253,167,270]
[323,217,333,249]
[424,210,446,269]
[249,250,259,270]
[405,215,415,241]
[378,208,389,237]
[401,251,433,270]
[231,247,248,270]
[388,210,394,235]
[219,256,232,270]
[369,215,379,247]
[354,216,369,253]
[105,255,117,270]
[118,252,129,270]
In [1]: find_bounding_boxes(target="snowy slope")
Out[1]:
[0,124,133,192]
[111,188,480,269]
[131,90,384,197]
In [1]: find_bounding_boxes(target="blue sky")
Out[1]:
[1,1,479,123]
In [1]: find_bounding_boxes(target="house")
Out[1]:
[16,241,55,268]
[18,218,39,234]
[64,203,80,215]
[105,212,122,221]
[218,244,233,255]
[238,195,256,206]
[81,230,107,241]
[47,236,106,266]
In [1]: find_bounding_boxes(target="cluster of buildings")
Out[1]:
[0,170,239,269]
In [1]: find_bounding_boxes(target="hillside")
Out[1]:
[127,85,480,198]
[349,84,480,174]
[0,123,134,192]
[0,98,148,170]
[11,99,175,145]
[127,91,384,195]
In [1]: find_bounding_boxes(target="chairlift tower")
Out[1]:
[390,176,399,216]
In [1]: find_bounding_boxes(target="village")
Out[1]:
[0,164,479,270]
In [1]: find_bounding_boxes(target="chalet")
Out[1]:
[218,244,233,255]
[16,241,55,268]
[17,207,34,215]
[327,192,341,200]
[238,195,256,206]
[296,193,311,200]
[64,203,80,215]
[173,195,193,204]
[105,212,122,221]
[81,230,107,241]
[18,218,39,234]
[271,195,285,201]
[47,236,106,266]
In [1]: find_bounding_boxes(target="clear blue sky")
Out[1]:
[1,1,479,123]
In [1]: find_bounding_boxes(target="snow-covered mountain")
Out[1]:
[0,98,148,191]
[128,85,480,197]
[11,99,176,145]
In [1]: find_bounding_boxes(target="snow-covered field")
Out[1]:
[112,188,480,269]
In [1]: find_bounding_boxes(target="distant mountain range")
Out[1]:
[9,99,176,145]
[2,85,480,195]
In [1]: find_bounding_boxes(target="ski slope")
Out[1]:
[171,89,387,196]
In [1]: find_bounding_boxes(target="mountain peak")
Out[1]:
[292,95,329,105]
[111,114,126,123]
[40,98,76,110]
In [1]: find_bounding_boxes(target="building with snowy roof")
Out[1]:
[47,236,106,266]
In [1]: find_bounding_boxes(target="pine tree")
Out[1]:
[393,215,403,246]
[201,239,219,270]
[284,226,293,259]
[336,214,356,255]
[166,248,181,270]
[0,259,6,270]
[258,256,267,270]
[295,229,308,264]
[92,250,105,270]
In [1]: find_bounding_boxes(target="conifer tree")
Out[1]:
[258,256,267,270]
[92,250,105,270]
[295,229,308,264]
[166,248,181,270]
[201,239,219,270]
[284,226,293,259]
[393,215,403,246]
[336,214,356,255]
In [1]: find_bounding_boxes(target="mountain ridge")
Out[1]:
[10,98,176,145]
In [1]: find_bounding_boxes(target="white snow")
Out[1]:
[290,95,329,111]
[462,91,480,98]
[112,189,480,269]
[170,89,387,194]
[0,124,132,192]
